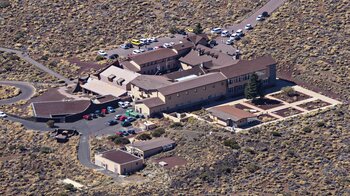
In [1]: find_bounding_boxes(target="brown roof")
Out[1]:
[127,137,175,152]
[94,95,118,104]
[139,97,165,108]
[164,66,207,80]
[184,34,209,45]
[121,61,140,72]
[130,75,172,90]
[158,72,227,96]
[101,150,141,164]
[172,41,194,51]
[131,48,178,66]
[208,105,256,121]
[32,100,91,117]
[218,55,276,78]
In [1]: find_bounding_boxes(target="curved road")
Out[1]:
[0,81,35,105]
[0,47,73,84]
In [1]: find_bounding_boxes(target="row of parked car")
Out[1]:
[82,106,116,120]
[121,37,158,49]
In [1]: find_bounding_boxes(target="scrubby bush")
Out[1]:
[302,126,312,133]
[114,137,130,145]
[46,120,55,128]
[223,138,240,150]
[246,163,260,173]
[0,1,10,9]
[272,131,282,137]
[170,122,183,129]
[136,133,152,140]
[152,128,165,137]
[95,55,105,61]
[40,146,53,154]
[316,121,325,127]
[64,183,76,192]
[107,135,120,141]
[281,86,296,97]
[168,26,178,34]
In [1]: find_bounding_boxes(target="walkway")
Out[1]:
[0,47,73,84]
[0,81,35,105]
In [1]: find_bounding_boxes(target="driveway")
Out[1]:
[0,47,73,84]
[0,81,35,105]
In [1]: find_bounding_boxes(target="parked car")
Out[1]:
[121,121,132,127]
[221,30,230,37]
[230,33,241,41]
[109,54,119,60]
[126,117,136,122]
[132,49,142,54]
[120,43,133,49]
[120,130,129,136]
[177,29,187,35]
[147,47,154,51]
[127,129,136,134]
[118,115,127,121]
[139,49,145,53]
[97,50,107,56]
[115,114,122,120]
[163,43,171,48]
[90,113,98,118]
[101,108,107,115]
[0,111,7,118]
[211,27,222,34]
[106,120,118,126]
[256,15,264,21]
[236,29,244,37]
[245,24,253,30]
[225,39,234,45]
[131,39,142,46]
[116,131,123,136]
[148,37,158,42]
[83,114,92,120]
[95,110,104,117]
[261,11,269,17]
[107,106,115,113]
[139,38,149,45]
[185,27,194,33]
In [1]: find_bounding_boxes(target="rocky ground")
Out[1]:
[0,51,57,83]
[0,0,266,61]
[0,85,21,100]
[236,0,350,101]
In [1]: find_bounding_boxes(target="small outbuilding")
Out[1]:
[95,150,143,175]
[126,137,175,158]
[208,105,258,128]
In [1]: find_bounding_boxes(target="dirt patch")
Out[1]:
[245,98,284,110]
[273,107,303,118]
[152,156,187,169]
[68,58,107,75]
[270,91,311,103]
[0,85,21,100]
[28,88,67,103]
[297,99,331,111]
[257,114,277,123]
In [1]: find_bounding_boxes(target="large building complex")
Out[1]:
[78,35,277,117]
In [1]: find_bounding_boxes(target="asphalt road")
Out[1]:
[0,47,73,84]
[0,81,35,105]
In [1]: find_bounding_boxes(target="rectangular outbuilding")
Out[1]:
[95,150,143,175]
[126,137,175,158]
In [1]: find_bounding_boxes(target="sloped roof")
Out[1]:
[164,66,207,80]
[101,150,142,164]
[208,105,256,121]
[130,48,178,66]
[218,55,276,78]
[32,100,91,117]
[130,75,172,90]
[158,72,227,96]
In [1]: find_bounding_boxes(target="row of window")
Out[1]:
[168,82,224,100]
[228,70,267,84]
[142,57,176,67]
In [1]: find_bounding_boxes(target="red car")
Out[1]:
[115,131,123,136]
[83,114,91,120]
[118,115,127,121]
[101,108,107,115]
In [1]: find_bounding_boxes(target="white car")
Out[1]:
[245,24,253,30]
[221,30,230,37]
[230,33,240,40]
[163,43,171,48]
[210,27,222,34]
[225,39,234,45]
[139,49,145,53]
[256,15,264,21]
[124,101,130,107]
[132,49,142,54]
[98,50,107,56]
[0,111,7,118]
[236,29,244,36]
[140,38,149,45]
[169,42,175,46]
[148,37,158,42]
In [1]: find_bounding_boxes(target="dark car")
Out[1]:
[95,110,105,117]
[127,129,136,134]
[90,113,98,118]
[121,121,131,127]
[262,11,269,17]
[177,29,187,35]
[109,54,119,59]
[106,120,118,126]
[126,117,136,122]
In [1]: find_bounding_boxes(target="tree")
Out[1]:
[193,23,203,34]
[114,137,130,145]
[281,86,296,97]
[46,120,55,128]
[136,133,152,140]
[244,73,263,101]
[152,128,165,137]
[169,26,178,34]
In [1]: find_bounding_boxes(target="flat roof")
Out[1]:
[100,150,142,164]
[175,74,198,82]
[121,61,140,72]
[130,48,178,66]
[100,65,140,86]
[164,66,207,80]
[127,137,175,152]
[158,72,227,96]
[208,105,256,121]
[32,100,91,117]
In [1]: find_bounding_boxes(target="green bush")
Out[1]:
[46,120,55,128]
[114,137,130,145]
[0,1,10,9]
[136,133,152,140]
[152,128,165,137]
[281,86,296,97]
[170,122,183,129]
[302,126,312,133]
[272,131,282,137]
[168,26,178,34]
[40,146,53,154]
[316,121,325,127]
[107,135,120,141]
[95,55,105,61]
[223,138,240,150]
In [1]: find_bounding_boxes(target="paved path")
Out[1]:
[0,81,35,105]
[0,47,73,84]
